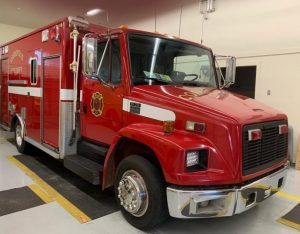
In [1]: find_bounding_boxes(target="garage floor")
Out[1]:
[0,128,299,234]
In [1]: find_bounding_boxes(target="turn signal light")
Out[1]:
[186,121,206,134]
[119,24,128,29]
[278,124,288,134]
[248,129,262,141]
[163,121,175,134]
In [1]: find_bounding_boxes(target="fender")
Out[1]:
[102,123,214,189]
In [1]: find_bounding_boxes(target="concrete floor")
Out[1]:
[0,128,299,234]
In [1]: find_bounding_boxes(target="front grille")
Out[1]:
[242,120,288,175]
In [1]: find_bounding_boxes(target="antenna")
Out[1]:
[200,14,206,44]
[106,11,110,35]
[199,0,215,44]
[154,7,157,32]
[178,5,183,37]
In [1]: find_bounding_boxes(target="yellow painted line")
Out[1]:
[277,218,300,231]
[277,191,300,203]
[8,156,91,223]
[28,184,53,204]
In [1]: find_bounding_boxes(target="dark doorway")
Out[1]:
[222,66,257,98]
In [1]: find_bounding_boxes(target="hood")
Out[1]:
[131,85,286,125]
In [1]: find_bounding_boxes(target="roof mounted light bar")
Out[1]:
[68,16,89,28]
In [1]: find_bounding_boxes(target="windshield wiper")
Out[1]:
[133,75,172,84]
[145,77,172,84]
[179,81,212,87]
[179,81,201,86]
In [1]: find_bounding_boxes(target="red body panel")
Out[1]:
[0,18,76,146]
[108,85,287,186]
[0,59,9,125]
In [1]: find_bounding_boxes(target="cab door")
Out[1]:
[80,36,124,145]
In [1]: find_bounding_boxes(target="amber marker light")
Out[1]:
[119,24,128,29]
[186,121,206,134]
[163,121,175,134]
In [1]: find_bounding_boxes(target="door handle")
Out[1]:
[82,103,87,113]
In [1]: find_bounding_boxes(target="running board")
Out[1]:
[64,154,103,185]
[77,140,108,164]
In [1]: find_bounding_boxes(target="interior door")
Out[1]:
[0,59,9,125]
[80,37,124,145]
[42,56,60,148]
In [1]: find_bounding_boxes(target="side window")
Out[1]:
[96,39,121,84]
[111,40,121,84]
[97,41,110,83]
[30,58,38,85]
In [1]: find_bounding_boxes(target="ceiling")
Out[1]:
[0,0,194,29]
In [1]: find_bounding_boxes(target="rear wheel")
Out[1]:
[15,120,28,153]
[115,155,169,230]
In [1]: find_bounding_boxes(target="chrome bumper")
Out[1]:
[167,163,289,218]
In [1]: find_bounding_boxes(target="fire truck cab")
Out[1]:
[0,17,289,229]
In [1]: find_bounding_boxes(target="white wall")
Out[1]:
[125,0,300,161]
[0,23,32,45]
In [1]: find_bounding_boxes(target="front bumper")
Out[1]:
[167,162,289,218]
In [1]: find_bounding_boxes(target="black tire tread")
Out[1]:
[115,155,169,230]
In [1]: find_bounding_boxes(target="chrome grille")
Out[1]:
[242,120,288,175]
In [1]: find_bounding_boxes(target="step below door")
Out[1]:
[42,56,60,148]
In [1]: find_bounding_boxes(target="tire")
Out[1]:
[114,155,169,230]
[14,120,29,154]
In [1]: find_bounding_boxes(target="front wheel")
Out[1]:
[115,155,169,230]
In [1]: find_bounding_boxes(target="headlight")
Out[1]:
[186,151,199,167]
[186,149,208,172]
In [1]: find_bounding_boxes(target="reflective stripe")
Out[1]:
[8,86,41,97]
[8,86,74,101]
[123,98,176,121]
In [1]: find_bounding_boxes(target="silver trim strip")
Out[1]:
[60,89,73,101]
[0,123,10,131]
[24,136,60,159]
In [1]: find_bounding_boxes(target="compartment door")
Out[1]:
[42,56,60,148]
[0,59,9,125]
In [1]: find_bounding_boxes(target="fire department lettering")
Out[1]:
[90,92,103,117]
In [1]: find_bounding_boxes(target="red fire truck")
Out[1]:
[0,17,289,229]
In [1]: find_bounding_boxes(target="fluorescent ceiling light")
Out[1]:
[86,8,102,16]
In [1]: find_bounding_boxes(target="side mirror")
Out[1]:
[225,57,236,86]
[83,37,97,76]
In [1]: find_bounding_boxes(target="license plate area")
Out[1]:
[235,167,288,214]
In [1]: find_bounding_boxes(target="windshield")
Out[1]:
[128,34,217,87]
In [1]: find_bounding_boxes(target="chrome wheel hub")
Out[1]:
[117,170,148,217]
[16,125,23,147]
